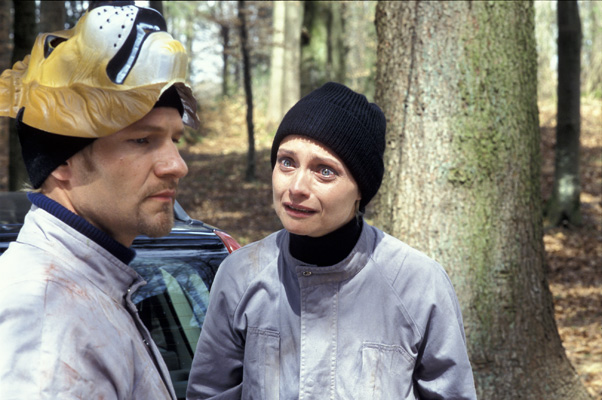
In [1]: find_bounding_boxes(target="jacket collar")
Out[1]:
[282,220,375,286]
[20,197,142,303]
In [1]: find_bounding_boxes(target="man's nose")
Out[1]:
[155,143,188,179]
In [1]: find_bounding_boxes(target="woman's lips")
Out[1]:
[284,203,316,218]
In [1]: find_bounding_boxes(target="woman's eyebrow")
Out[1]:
[277,148,296,157]
[313,155,342,168]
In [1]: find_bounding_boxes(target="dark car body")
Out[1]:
[0,192,240,399]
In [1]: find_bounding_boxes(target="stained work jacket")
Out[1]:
[0,194,175,399]
[187,222,477,399]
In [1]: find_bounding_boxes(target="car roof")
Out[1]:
[0,192,30,225]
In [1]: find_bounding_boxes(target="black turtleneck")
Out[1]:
[289,217,363,266]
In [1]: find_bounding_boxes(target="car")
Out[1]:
[0,191,241,399]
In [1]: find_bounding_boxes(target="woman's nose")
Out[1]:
[289,170,310,199]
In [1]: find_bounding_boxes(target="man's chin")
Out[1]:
[137,212,174,238]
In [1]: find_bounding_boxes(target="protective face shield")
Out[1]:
[0,1,199,138]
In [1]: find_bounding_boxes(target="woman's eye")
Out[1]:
[320,167,336,177]
[280,158,293,168]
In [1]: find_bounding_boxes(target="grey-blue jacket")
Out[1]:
[0,203,176,399]
[187,221,477,399]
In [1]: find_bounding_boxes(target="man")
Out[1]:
[0,2,199,398]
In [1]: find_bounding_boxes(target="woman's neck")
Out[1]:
[289,217,363,266]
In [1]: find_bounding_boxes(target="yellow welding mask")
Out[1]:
[0,1,199,138]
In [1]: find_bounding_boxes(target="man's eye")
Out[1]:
[131,138,149,144]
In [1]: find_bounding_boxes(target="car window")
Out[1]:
[131,251,220,399]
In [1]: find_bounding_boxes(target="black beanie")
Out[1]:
[17,108,96,189]
[270,82,386,212]
[17,85,185,189]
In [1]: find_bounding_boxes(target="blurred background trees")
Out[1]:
[0,1,600,397]
[1,1,598,192]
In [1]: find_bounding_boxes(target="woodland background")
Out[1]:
[0,1,600,399]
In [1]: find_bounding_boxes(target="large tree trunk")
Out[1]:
[9,0,36,191]
[546,0,582,226]
[0,0,13,191]
[373,1,591,399]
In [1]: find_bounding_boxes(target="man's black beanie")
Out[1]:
[270,82,387,212]
[17,85,184,189]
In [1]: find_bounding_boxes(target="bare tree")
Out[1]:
[546,0,583,226]
[267,1,303,128]
[238,0,255,182]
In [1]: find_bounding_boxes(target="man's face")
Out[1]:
[68,107,188,246]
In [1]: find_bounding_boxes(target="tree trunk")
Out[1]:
[546,1,582,226]
[9,0,36,191]
[148,0,163,15]
[300,1,346,96]
[373,1,591,399]
[221,23,230,97]
[301,1,329,96]
[39,0,66,32]
[281,1,303,119]
[328,1,345,85]
[267,0,303,128]
[266,0,286,126]
[0,0,13,191]
[238,1,254,182]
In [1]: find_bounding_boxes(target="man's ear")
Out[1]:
[49,160,73,182]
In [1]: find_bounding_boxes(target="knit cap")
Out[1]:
[270,82,386,212]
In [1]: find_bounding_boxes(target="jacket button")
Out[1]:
[302,271,312,277]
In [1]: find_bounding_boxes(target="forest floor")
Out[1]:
[177,97,601,397]
[539,99,601,398]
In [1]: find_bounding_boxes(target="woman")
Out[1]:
[187,82,477,399]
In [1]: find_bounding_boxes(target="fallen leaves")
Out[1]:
[542,99,602,398]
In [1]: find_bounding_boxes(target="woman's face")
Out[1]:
[272,135,361,237]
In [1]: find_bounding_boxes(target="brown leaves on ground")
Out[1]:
[540,99,602,398]
[178,96,602,396]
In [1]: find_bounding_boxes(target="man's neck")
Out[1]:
[28,192,136,265]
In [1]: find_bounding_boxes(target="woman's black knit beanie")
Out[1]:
[270,82,386,212]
